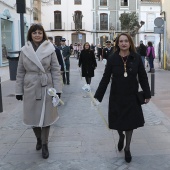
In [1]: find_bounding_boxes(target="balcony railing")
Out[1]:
[140,0,160,3]
[50,22,65,30]
[71,22,85,30]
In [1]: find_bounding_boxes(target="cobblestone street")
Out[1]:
[0,57,170,170]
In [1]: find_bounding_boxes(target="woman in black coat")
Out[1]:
[94,33,151,163]
[79,42,97,85]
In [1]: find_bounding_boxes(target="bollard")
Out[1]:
[151,68,155,96]
[0,77,3,112]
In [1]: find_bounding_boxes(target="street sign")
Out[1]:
[78,34,82,39]
[154,27,164,34]
[154,17,164,27]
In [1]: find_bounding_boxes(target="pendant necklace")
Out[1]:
[121,55,128,77]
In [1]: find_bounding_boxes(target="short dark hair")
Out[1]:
[27,24,48,41]
[147,41,153,47]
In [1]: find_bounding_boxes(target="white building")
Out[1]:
[0,0,33,67]
[41,0,93,46]
[139,0,161,58]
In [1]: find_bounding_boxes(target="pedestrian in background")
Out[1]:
[79,42,97,86]
[146,41,155,73]
[48,37,64,72]
[73,43,78,58]
[90,43,96,54]
[138,40,147,68]
[58,38,71,84]
[102,40,114,60]
[96,44,102,61]
[15,24,62,159]
[94,33,151,163]
[69,44,73,55]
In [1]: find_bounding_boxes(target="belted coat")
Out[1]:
[94,51,151,130]
[15,41,63,127]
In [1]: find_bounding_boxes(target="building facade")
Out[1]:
[41,0,93,46]
[93,0,139,46]
[161,0,170,69]
[139,0,161,60]
[0,0,33,67]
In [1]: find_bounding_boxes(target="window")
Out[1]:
[100,0,107,6]
[33,8,38,21]
[121,0,128,6]
[74,0,81,5]
[74,11,83,30]
[100,13,108,30]
[54,11,61,29]
[54,0,61,4]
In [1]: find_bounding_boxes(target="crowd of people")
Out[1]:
[15,24,153,163]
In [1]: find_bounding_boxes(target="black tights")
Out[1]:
[85,77,91,85]
[118,130,133,151]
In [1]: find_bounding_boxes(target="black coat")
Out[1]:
[79,50,97,77]
[102,47,114,60]
[94,51,151,130]
[54,45,64,71]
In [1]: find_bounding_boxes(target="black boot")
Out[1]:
[36,138,42,150]
[124,149,132,163]
[42,144,49,159]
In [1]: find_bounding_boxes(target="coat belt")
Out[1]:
[26,71,50,100]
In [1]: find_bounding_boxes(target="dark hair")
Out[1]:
[115,33,136,53]
[27,24,48,41]
[83,42,90,50]
[48,37,53,41]
[147,41,153,47]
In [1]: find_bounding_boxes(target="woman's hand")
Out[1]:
[145,98,150,104]
[16,95,23,101]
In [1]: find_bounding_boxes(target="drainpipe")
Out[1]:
[160,11,166,69]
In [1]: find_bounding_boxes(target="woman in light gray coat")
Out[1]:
[15,24,62,159]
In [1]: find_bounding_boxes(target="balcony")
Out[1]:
[71,22,85,30]
[50,22,65,30]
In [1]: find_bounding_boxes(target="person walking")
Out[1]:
[78,42,97,86]
[102,40,114,60]
[138,40,147,68]
[73,43,78,58]
[58,38,71,84]
[94,33,151,163]
[96,44,102,61]
[15,24,63,159]
[48,37,64,72]
[146,41,155,73]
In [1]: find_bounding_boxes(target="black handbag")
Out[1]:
[136,91,145,105]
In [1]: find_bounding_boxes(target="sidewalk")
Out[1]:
[0,57,170,170]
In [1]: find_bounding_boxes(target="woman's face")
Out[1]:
[85,44,90,49]
[31,29,43,44]
[118,35,130,51]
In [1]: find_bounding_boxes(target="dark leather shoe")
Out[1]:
[118,134,125,151]
[124,149,132,163]
[42,144,49,159]
[36,138,42,150]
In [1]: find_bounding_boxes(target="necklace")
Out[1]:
[120,55,128,77]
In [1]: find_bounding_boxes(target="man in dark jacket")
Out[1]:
[48,37,64,72]
[138,40,147,68]
[58,38,71,85]
[102,40,114,60]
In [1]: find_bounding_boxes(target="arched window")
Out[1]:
[54,11,61,29]
[100,13,108,30]
[100,0,107,6]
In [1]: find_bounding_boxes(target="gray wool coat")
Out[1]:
[15,41,63,127]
